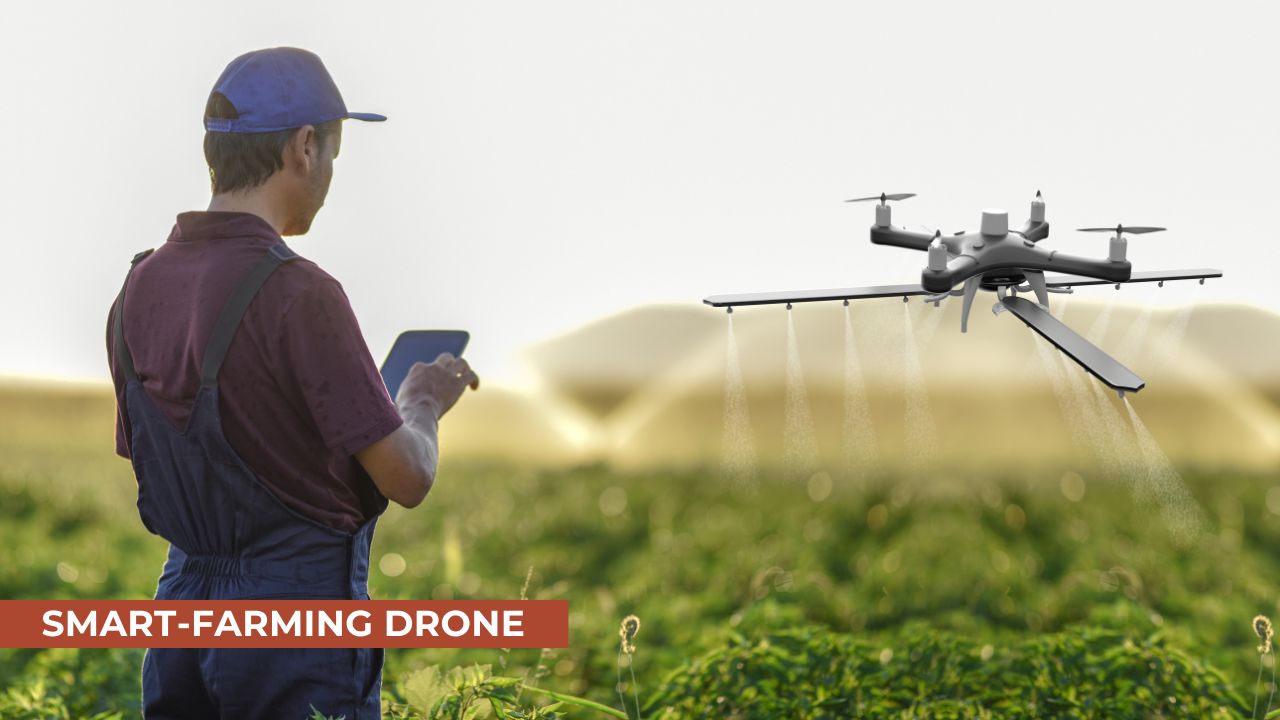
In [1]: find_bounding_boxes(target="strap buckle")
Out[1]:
[268,244,298,263]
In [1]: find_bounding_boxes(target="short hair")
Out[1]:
[202,92,342,194]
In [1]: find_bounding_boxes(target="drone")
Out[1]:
[703,191,1221,397]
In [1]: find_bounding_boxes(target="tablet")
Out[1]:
[380,330,470,400]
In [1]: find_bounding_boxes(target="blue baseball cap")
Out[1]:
[204,47,386,133]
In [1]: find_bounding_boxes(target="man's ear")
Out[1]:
[284,124,318,175]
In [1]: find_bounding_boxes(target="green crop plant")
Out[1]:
[5,387,1280,717]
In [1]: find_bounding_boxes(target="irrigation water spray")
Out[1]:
[1112,287,1158,368]
[1085,298,1116,348]
[842,305,878,480]
[1033,335,1094,458]
[1150,286,1202,374]
[783,308,820,482]
[1123,400,1208,546]
[720,315,758,487]
[913,300,948,350]
[901,304,939,473]
[1035,293,1209,541]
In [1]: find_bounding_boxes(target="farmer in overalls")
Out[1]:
[106,47,478,719]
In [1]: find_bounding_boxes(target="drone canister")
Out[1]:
[1110,233,1127,262]
[875,203,892,227]
[928,237,947,272]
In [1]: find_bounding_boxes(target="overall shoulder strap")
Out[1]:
[112,249,156,383]
[200,244,298,388]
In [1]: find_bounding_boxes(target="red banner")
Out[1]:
[0,600,568,649]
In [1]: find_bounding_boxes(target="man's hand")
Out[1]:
[356,353,478,509]
[395,353,480,420]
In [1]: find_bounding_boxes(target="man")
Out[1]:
[106,47,477,719]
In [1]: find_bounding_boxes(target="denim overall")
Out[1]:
[112,245,386,719]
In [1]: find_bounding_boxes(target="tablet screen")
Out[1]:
[380,330,470,400]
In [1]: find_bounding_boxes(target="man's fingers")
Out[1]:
[441,355,469,375]
[416,353,478,392]
[450,359,479,390]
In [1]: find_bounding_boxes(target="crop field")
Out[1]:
[2,383,1279,718]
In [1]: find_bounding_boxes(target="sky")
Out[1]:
[1,1,1277,386]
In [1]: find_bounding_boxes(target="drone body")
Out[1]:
[703,192,1221,396]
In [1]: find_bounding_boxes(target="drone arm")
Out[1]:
[870,225,935,252]
[920,254,980,293]
[702,282,928,307]
[1002,296,1145,393]
[1040,251,1131,283]
[1045,268,1222,288]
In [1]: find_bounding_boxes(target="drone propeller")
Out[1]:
[1077,224,1166,235]
[845,192,915,204]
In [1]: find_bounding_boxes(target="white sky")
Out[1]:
[1,1,1276,385]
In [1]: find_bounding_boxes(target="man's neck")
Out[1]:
[207,191,288,236]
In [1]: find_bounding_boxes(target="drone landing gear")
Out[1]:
[1024,271,1049,307]
[922,288,963,307]
[959,276,981,333]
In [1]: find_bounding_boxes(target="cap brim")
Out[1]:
[346,111,387,122]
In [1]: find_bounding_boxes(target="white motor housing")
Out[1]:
[1110,233,1127,262]
[1030,194,1045,222]
[980,209,1008,236]
[928,238,947,272]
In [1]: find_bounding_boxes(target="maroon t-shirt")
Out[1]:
[106,211,404,533]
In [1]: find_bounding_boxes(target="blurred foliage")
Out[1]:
[2,383,1280,717]
[393,663,624,719]
[646,620,1244,718]
[0,647,141,719]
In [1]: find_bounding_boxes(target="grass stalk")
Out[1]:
[519,684,629,718]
